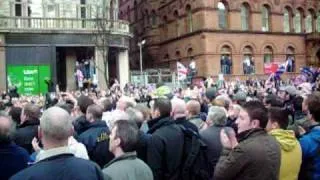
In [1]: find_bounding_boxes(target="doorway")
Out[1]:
[56,47,67,91]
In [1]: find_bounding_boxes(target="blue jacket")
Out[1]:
[299,125,320,180]
[77,120,114,167]
[0,142,30,179]
[10,153,103,180]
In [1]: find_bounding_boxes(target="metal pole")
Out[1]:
[139,44,143,85]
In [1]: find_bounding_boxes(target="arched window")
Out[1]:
[242,46,254,74]
[294,9,303,33]
[305,10,314,33]
[151,10,157,26]
[218,1,228,29]
[220,45,232,74]
[174,10,180,36]
[286,46,295,72]
[186,5,193,33]
[283,7,293,32]
[262,5,270,31]
[263,46,273,64]
[187,48,193,57]
[317,11,320,32]
[241,3,250,30]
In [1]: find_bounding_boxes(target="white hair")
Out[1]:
[207,106,227,126]
[40,107,72,141]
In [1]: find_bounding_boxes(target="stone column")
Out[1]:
[0,34,6,92]
[66,49,77,91]
[117,49,129,89]
[95,48,108,89]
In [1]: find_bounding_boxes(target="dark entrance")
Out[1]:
[56,47,67,91]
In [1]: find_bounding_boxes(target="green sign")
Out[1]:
[7,65,51,95]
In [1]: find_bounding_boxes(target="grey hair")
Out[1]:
[40,107,72,141]
[0,111,16,142]
[207,106,227,126]
[126,107,144,123]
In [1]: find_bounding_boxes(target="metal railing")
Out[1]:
[0,16,130,34]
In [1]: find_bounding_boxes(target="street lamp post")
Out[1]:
[137,39,146,85]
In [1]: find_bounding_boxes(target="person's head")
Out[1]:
[150,98,171,119]
[186,100,200,118]
[126,107,144,128]
[266,107,289,132]
[236,101,268,134]
[171,98,187,120]
[263,94,283,108]
[135,104,151,121]
[306,92,320,123]
[0,112,15,144]
[20,103,40,124]
[228,104,241,120]
[116,96,136,111]
[278,86,297,101]
[9,106,22,125]
[292,96,303,112]
[86,104,103,123]
[206,106,227,127]
[109,120,139,156]
[232,91,247,106]
[98,97,113,112]
[39,107,73,149]
[77,95,94,115]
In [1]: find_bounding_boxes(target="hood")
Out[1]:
[269,129,298,152]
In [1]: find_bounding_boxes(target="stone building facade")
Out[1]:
[0,0,130,92]
[120,0,320,79]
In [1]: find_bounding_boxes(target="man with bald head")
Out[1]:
[0,112,29,179]
[186,100,205,130]
[171,98,198,133]
[11,107,103,180]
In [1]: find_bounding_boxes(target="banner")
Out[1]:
[7,65,51,95]
[264,62,280,74]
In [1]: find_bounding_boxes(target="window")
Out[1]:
[174,11,180,36]
[283,7,292,32]
[163,16,168,39]
[242,46,254,74]
[220,45,232,74]
[241,3,250,30]
[263,46,273,64]
[186,5,193,33]
[218,2,228,29]
[317,11,320,32]
[286,47,295,72]
[151,10,157,26]
[15,0,22,16]
[134,1,137,21]
[305,10,313,33]
[127,6,130,22]
[262,5,270,31]
[294,9,303,33]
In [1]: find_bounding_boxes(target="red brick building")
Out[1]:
[120,0,320,79]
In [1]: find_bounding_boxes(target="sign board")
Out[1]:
[7,65,51,95]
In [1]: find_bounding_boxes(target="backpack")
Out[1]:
[178,125,212,180]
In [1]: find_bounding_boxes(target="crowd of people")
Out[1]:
[1,76,320,180]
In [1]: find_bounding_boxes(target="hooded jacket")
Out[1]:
[269,129,302,180]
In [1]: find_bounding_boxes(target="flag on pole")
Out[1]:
[177,62,188,81]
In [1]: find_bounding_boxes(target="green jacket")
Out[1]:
[102,152,153,180]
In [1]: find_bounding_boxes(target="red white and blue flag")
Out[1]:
[177,62,188,81]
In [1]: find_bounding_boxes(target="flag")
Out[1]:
[300,66,319,83]
[177,62,187,81]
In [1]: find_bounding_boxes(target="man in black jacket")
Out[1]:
[11,107,103,180]
[73,95,94,135]
[147,98,184,180]
[200,106,226,177]
[77,104,114,167]
[14,103,40,154]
